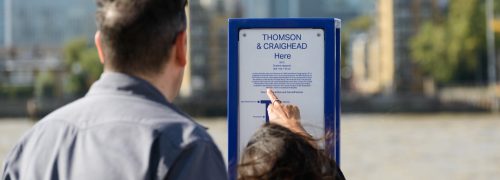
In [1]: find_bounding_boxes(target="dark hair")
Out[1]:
[95,0,187,75]
[238,124,345,180]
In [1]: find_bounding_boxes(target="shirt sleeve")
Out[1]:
[2,129,34,180]
[164,140,228,180]
[2,143,20,180]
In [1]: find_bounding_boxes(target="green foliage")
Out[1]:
[410,0,487,83]
[0,85,33,98]
[410,22,450,81]
[346,16,373,32]
[34,71,56,98]
[64,73,86,96]
[64,38,88,65]
[342,15,374,44]
[80,48,102,83]
[62,38,102,96]
[447,0,485,76]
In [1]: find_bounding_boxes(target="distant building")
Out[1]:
[346,0,447,95]
[207,8,229,96]
[0,0,4,46]
[184,0,235,101]
[0,0,96,92]
[0,58,63,86]
[241,0,375,21]
[1,0,95,49]
[350,33,391,95]
[378,0,446,93]
[188,0,212,98]
[374,0,396,94]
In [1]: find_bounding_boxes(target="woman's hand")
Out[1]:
[266,89,305,134]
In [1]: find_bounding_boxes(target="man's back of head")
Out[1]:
[96,0,187,76]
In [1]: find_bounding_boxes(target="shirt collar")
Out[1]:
[86,72,205,128]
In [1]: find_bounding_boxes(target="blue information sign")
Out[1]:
[227,18,341,179]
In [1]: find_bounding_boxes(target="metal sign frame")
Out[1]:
[227,18,341,179]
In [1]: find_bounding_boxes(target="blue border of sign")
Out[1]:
[227,18,341,179]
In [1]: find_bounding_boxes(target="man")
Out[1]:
[2,0,227,179]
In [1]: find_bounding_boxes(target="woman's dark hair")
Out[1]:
[238,123,345,180]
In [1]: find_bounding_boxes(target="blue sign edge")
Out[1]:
[227,18,341,180]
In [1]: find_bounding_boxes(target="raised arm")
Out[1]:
[266,89,309,138]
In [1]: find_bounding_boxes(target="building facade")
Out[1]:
[241,0,375,21]
[183,0,234,102]
[378,0,446,93]
[350,33,389,95]
[188,0,211,98]
[0,0,95,95]
[1,0,95,49]
[1,0,4,47]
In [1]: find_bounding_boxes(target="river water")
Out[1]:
[1,114,499,179]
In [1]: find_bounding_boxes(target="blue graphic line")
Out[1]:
[258,100,272,122]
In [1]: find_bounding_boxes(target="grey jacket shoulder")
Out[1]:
[3,73,227,180]
[44,92,214,148]
[3,90,223,180]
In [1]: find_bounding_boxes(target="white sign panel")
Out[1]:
[238,28,325,156]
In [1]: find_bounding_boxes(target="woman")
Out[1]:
[238,89,345,180]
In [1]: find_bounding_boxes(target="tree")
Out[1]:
[411,0,489,83]
[34,71,56,98]
[410,22,450,81]
[62,38,102,96]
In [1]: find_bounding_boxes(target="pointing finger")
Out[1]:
[266,89,280,104]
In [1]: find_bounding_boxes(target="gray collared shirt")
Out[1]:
[2,72,227,180]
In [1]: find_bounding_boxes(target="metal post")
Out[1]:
[486,0,498,112]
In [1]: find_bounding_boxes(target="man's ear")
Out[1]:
[95,31,105,64]
[174,31,187,67]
